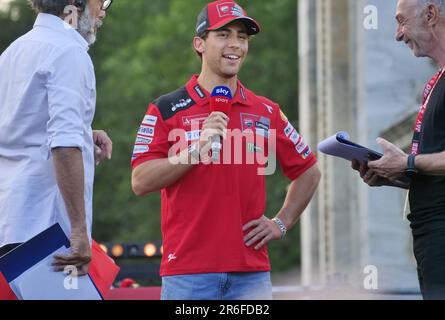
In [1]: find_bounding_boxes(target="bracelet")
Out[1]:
[272,217,287,239]
[188,143,200,163]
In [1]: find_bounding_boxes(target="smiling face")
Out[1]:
[194,21,249,79]
[395,0,434,57]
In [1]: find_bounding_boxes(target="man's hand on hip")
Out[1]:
[243,216,282,250]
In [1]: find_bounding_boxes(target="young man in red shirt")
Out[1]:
[131,1,321,300]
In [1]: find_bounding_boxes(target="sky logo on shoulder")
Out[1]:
[142,115,157,126]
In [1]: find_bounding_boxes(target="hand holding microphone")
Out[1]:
[208,86,233,161]
[195,86,232,163]
[199,112,229,162]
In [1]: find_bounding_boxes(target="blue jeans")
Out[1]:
[161,272,272,300]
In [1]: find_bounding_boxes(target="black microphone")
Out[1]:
[209,86,232,161]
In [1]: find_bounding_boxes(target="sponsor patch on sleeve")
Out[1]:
[138,125,155,137]
[302,147,312,159]
[284,122,295,137]
[135,136,153,144]
[133,145,150,155]
[290,131,300,145]
[296,140,308,154]
[142,115,158,126]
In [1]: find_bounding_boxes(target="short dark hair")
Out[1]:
[28,0,86,16]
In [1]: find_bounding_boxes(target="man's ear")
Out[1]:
[427,4,440,26]
[193,37,205,55]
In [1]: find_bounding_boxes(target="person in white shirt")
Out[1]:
[0,0,113,276]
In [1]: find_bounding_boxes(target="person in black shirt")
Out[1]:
[352,0,445,300]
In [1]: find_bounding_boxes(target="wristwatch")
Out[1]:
[188,143,200,163]
[405,154,418,178]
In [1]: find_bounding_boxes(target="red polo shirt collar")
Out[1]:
[185,74,253,107]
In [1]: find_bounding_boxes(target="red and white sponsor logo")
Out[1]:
[296,140,307,154]
[217,3,231,16]
[182,114,209,127]
[240,113,260,132]
[216,2,244,17]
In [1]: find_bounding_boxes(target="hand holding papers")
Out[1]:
[318,131,382,162]
[0,224,119,300]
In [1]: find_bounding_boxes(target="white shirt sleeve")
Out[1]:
[43,45,94,151]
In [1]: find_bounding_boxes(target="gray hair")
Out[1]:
[28,0,87,16]
[417,0,445,16]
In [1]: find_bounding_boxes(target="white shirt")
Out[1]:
[0,13,96,247]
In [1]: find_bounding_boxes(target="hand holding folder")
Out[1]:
[0,224,119,300]
[318,131,382,162]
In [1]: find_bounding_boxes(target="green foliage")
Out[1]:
[1,0,301,273]
[0,0,35,52]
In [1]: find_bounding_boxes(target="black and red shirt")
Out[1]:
[132,75,317,276]
[408,71,445,229]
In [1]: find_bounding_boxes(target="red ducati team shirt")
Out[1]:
[132,75,317,276]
